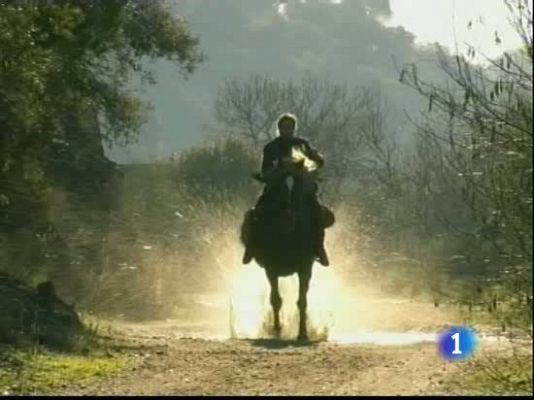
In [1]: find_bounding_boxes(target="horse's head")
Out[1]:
[250,144,319,232]
[277,145,319,232]
[290,145,318,174]
[284,144,317,196]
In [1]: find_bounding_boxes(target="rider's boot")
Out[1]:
[315,226,329,267]
[317,245,330,267]
[311,199,330,267]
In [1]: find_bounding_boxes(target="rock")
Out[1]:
[0,273,81,350]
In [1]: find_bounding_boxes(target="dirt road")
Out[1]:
[64,335,464,396]
[58,288,518,396]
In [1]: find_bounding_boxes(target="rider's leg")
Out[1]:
[242,208,255,264]
[316,225,329,266]
[311,197,329,267]
[242,188,271,264]
[254,187,270,215]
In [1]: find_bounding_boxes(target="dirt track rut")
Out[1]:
[63,332,470,396]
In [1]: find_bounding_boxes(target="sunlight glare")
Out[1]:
[229,263,270,338]
[384,0,525,63]
[291,146,318,171]
[228,260,363,340]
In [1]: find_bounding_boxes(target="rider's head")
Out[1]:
[277,113,297,139]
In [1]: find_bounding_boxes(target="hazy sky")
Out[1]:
[106,0,524,164]
[386,0,523,62]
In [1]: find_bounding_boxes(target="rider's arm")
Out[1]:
[304,140,325,168]
[261,143,276,176]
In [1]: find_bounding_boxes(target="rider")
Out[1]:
[242,112,330,267]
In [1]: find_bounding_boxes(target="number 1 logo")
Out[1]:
[438,326,477,361]
[451,332,462,355]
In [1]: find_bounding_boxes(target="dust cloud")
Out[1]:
[168,212,462,345]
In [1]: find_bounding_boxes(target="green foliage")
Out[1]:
[0,0,203,296]
[392,0,533,367]
[1,0,203,167]
[0,346,136,395]
[444,350,532,395]
[173,137,259,201]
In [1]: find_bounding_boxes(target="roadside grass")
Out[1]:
[0,315,143,395]
[440,291,532,396]
[0,348,137,395]
[443,347,532,395]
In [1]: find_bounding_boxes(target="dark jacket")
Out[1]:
[261,136,324,176]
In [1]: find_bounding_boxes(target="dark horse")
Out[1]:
[240,145,323,340]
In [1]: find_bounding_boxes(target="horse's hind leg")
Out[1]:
[297,270,311,341]
[267,272,282,337]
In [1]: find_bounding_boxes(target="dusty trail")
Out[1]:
[59,283,519,396]
[61,318,516,396]
[64,334,461,396]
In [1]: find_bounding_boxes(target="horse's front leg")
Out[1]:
[297,270,311,341]
[267,272,282,337]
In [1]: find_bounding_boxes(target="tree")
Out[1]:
[398,0,532,261]
[0,0,203,285]
[396,0,532,331]
[1,0,203,173]
[212,73,396,197]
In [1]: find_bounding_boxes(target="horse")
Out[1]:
[240,145,322,340]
